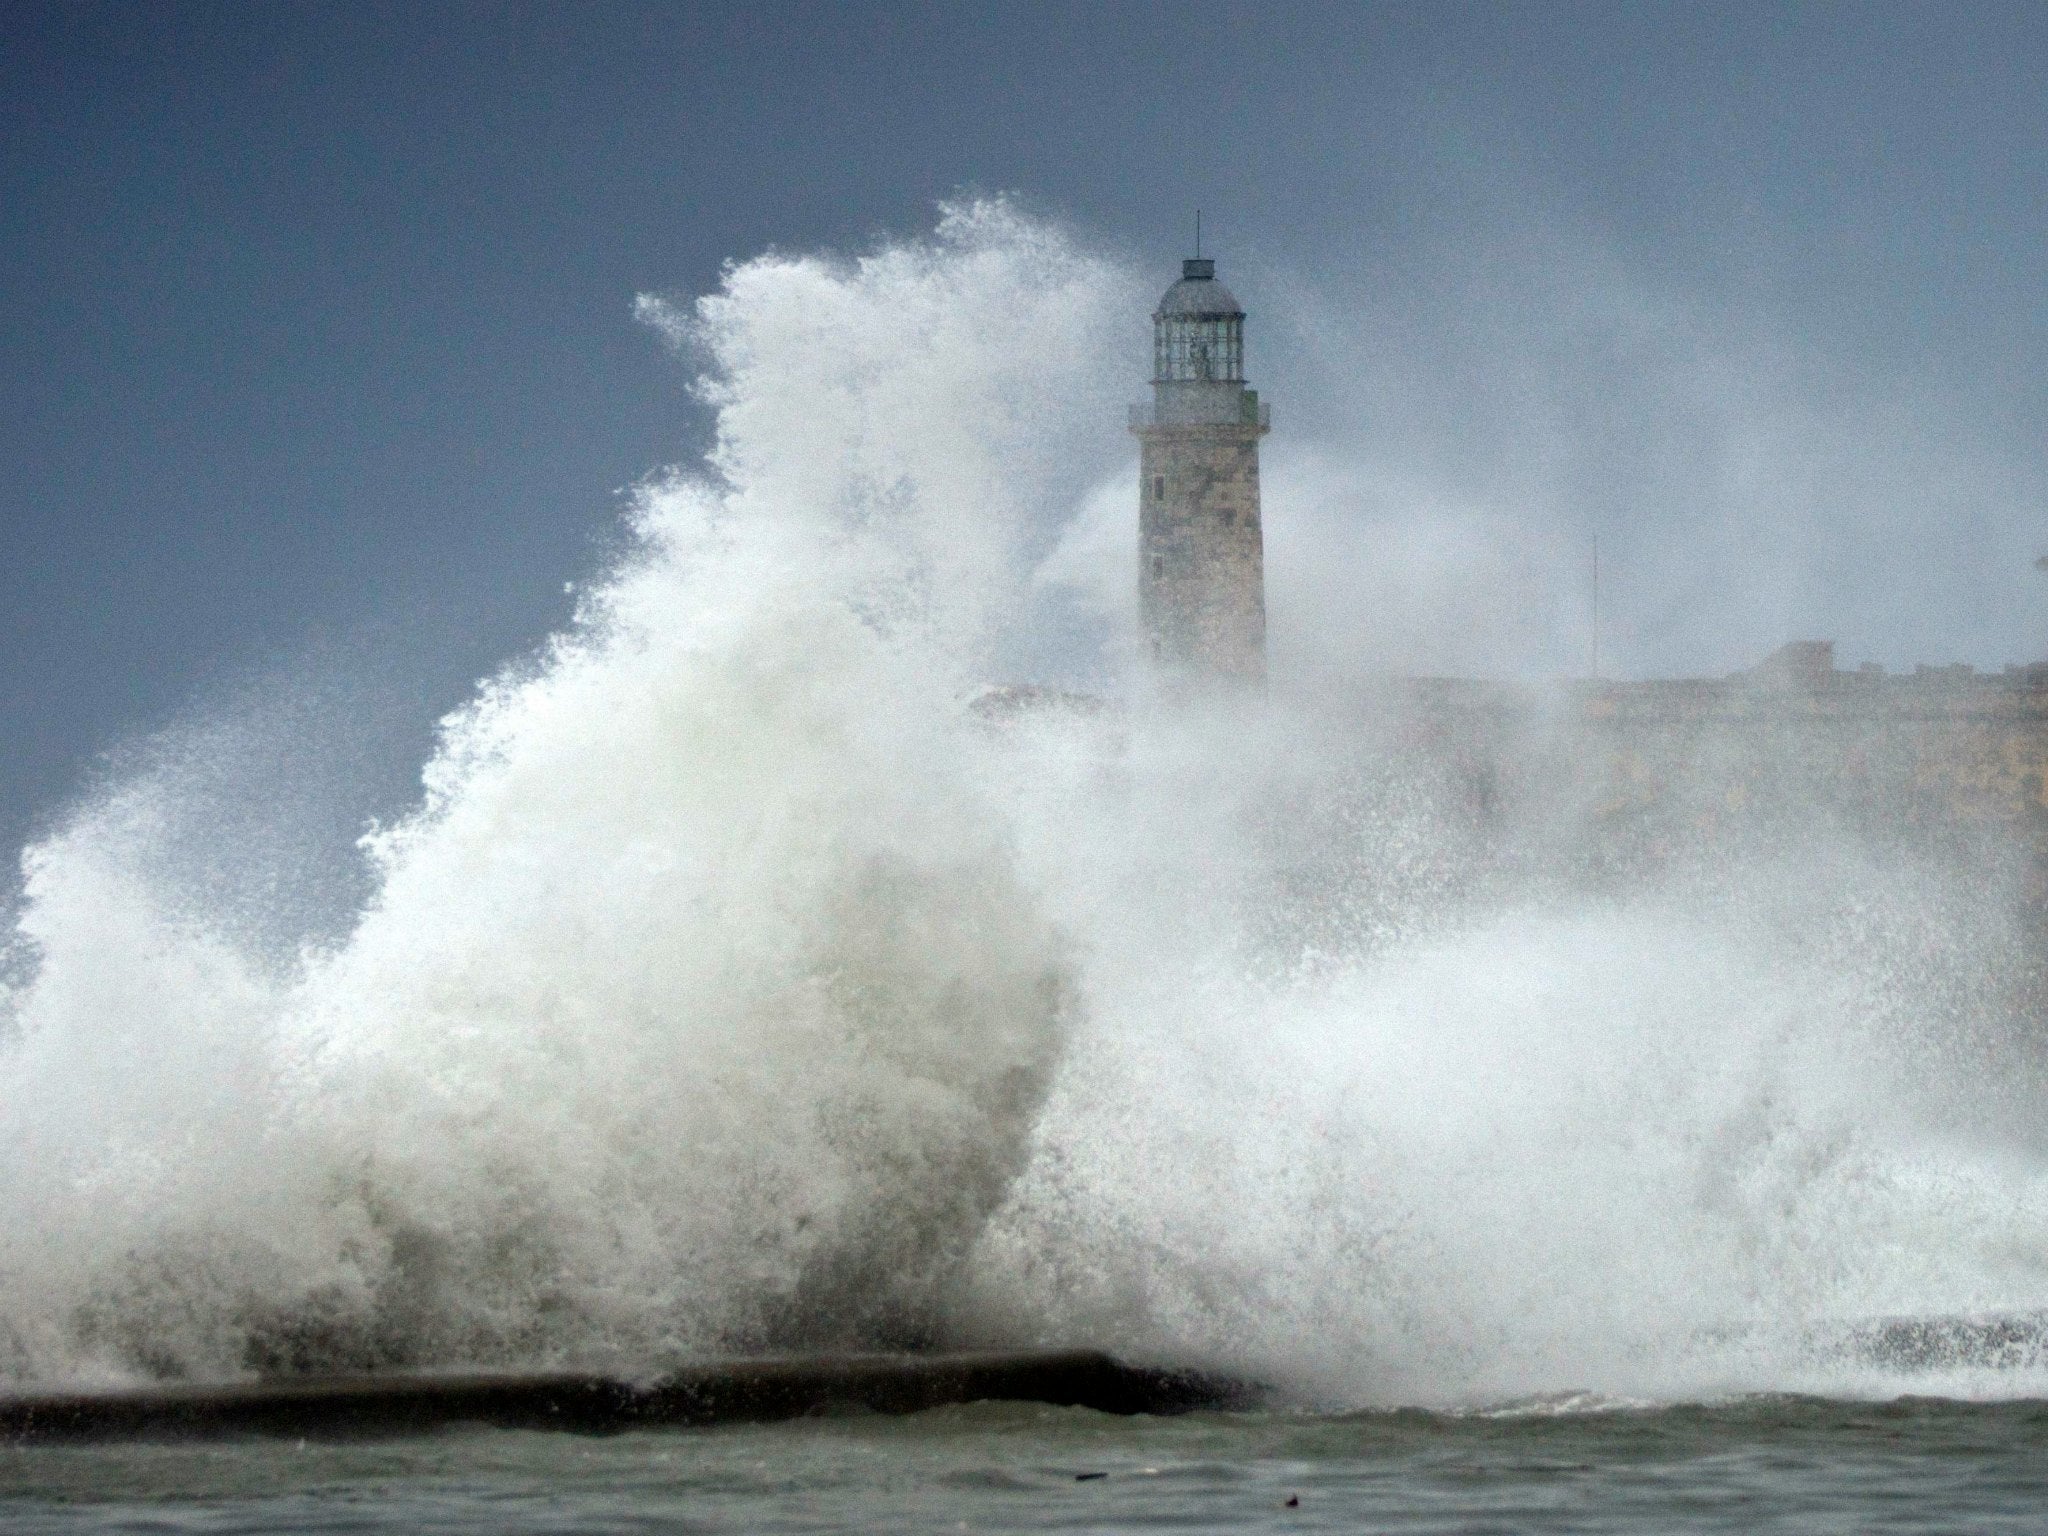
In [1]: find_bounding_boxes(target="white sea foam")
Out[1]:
[4,200,2048,1403]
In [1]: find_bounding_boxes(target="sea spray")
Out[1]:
[6,202,2048,1404]
[965,697,2048,1404]
[0,201,1124,1383]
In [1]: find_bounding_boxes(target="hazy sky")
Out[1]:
[5,1,2046,852]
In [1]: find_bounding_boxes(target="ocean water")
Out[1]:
[7,1399,2048,1533]
[7,201,2048,1525]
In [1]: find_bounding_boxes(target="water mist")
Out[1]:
[5,201,2048,1408]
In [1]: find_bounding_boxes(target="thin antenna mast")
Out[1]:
[1194,209,1201,258]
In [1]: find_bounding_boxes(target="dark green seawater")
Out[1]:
[5,1397,2047,1533]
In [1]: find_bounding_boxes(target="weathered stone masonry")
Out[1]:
[1138,426,1265,677]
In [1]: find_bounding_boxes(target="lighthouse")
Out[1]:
[1131,254,1270,685]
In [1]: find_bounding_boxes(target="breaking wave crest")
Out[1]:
[5,201,2048,1406]
[0,202,1112,1384]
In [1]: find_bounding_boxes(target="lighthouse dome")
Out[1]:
[1154,258,1244,319]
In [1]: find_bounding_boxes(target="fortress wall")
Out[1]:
[1336,669,2048,1032]
[1368,672,2048,859]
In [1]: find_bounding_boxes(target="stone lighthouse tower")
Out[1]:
[1132,254,1270,684]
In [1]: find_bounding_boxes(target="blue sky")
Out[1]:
[4,1,2045,854]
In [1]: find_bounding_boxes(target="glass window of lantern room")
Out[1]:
[1190,319,1235,380]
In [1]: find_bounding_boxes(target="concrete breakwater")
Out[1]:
[0,1350,1252,1442]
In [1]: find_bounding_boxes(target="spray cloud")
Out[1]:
[2,200,2047,1406]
